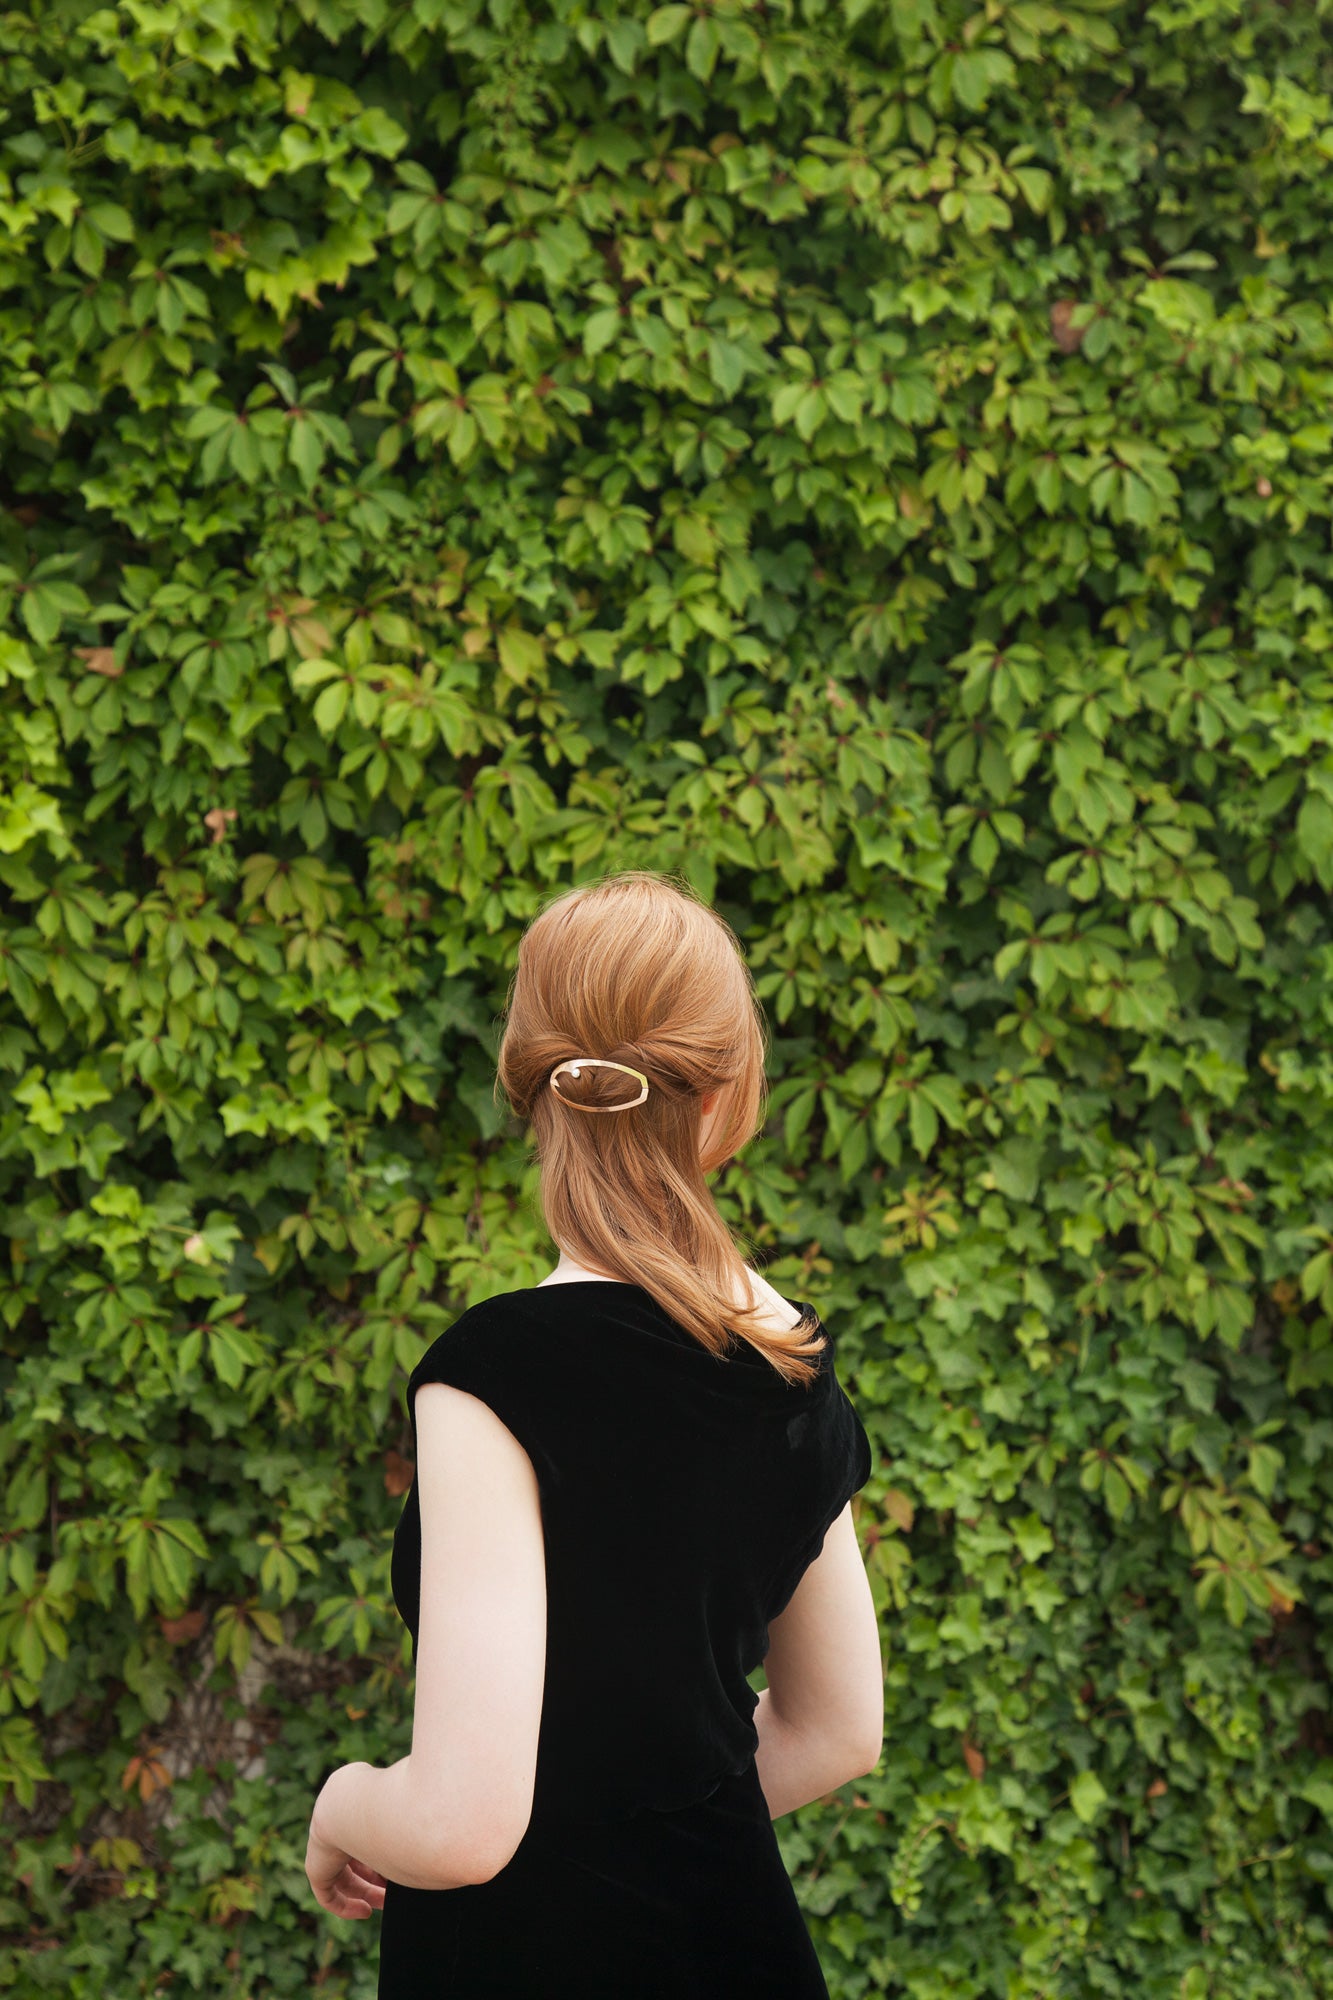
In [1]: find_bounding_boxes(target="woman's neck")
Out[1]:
[539,1246,624,1286]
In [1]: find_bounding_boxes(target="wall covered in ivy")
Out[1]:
[2,0,1332,1993]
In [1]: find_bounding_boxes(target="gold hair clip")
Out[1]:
[549,1058,650,1111]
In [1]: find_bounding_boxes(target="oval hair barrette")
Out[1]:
[549,1058,650,1111]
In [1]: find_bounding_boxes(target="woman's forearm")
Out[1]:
[316,1699,862,1880]
[751,1686,869,1820]
[312,1756,478,1891]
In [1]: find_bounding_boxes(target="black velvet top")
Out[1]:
[389,1280,874,1824]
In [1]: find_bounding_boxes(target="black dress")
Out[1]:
[379,1279,874,1999]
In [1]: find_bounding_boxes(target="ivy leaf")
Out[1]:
[1069,1771,1109,1823]
[647,4,690,44]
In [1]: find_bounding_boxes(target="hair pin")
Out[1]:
[549,1058,650,1111]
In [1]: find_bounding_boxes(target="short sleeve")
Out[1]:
[406,1306,559,1507]
[764,1376,873,1622]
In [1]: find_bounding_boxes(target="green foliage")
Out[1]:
[2,0,1332,1991]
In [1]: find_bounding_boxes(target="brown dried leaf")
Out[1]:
[76,645,123,677]
[122,1751,172,1801]
[1050,298,1087,354]
[384,1448,415,1496]
[160,1608,206,1644]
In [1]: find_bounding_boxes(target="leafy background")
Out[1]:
[2,0,1333,1992]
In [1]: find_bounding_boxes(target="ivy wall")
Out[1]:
[2,0,1332,1993]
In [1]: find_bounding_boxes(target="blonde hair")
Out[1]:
[496,871,828,1386]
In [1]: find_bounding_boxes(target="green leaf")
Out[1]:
[685,14,720,80]
[583,307,622,357]
[1069,1771,1108,1823]
[707,336,747,396]
[497,626,546,683]
[647,5,691,44]
[605,17,646,72]
[1139,278,1217,329]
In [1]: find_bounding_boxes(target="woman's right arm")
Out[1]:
[752,1503,883,1819]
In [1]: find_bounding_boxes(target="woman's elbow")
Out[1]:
[423,1807,532,1889]
[465,1835,524,1885]
[852,1725,884,1777]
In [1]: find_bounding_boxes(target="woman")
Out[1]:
[306,871,883,1998]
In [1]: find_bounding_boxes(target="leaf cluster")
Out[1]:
[2,0,1333,1993]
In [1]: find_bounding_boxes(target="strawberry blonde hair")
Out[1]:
[496,871,828,1386]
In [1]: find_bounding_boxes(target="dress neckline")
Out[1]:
[533,1276,812,1335]
[472,1280,830,1395]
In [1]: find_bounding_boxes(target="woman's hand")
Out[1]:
[305,1829,387,1918]
[306,1764,388,1919]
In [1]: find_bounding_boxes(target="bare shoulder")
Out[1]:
[737,1263,805,1336]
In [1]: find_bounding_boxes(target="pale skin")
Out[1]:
[306,1088,883,1915]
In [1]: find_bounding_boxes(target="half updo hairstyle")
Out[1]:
[496,871,828,1386]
